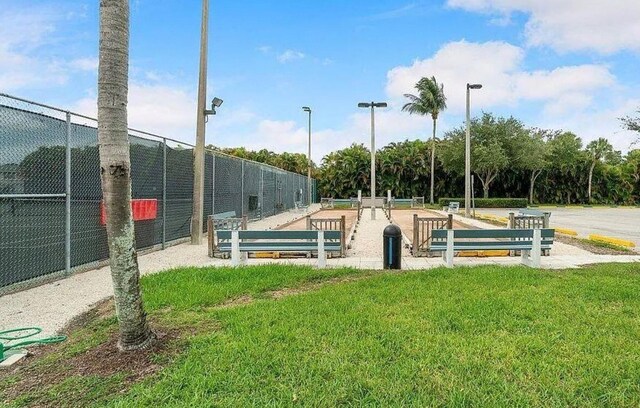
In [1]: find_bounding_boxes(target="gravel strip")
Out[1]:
[347,208,393,258]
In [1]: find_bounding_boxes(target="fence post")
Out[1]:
[211,152,216,217]
[241,160,245,217]
[65,112,71,275]
[447,214,453,229]
[543,212,550,228]
[413,214,418,256]
[242,215,248,230]
[508,212,515,257]
[306,215,311,230]
[207,216,214,257]
[341,215,346,257]
[162,138,167,249]
[260,167,264,219]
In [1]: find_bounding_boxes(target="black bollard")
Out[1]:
[383,224,402,269]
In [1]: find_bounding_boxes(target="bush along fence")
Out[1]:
[0,93,316,291]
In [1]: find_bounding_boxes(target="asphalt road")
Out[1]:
[475,207,640,251]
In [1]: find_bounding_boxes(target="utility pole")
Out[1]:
[191,0,209,244]
[303,106,312,206]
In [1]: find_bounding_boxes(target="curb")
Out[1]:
[556,227,578,236]
[588,234,636,248]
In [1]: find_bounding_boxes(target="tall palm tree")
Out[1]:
[402,76,447,204]
[586,137,616,202]
[98,0,155,350]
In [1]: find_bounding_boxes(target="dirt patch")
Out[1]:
[216,294,254,309]
[2,330,179,406]
[266,272,382,300]
[556,234,632,255]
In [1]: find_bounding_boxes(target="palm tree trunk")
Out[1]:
[430,117,436,204]
[98,0,155,351]
[588,161,595,202]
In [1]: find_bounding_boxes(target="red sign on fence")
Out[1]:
[100,199,158,225]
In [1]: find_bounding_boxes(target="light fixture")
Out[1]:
[204,97,223,116]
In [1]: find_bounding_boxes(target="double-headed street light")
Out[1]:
[358,101,387,220]
[465,83,482,217]
[302,106,312,206]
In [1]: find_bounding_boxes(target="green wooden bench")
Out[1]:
[212,210,237,219]
[518,208,549,217]
[216,230,342,267]
[430,228,555,268]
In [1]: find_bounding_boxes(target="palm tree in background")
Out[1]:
[586,137,618,202]
[402,76,447,204]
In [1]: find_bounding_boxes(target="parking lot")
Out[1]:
[475,207,640,250]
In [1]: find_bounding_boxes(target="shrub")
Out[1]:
[438,197,528,208]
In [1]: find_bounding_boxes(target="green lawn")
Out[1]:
[3,263,640,407]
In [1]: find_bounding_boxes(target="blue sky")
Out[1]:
[1,0,639,162]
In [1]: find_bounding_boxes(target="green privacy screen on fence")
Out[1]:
[0,94,316,290]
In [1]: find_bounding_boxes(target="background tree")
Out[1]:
[513,129,551,204]
[439,113,523,198]
[621,108,640,145]
[402,76,447,204]
[378,140,430,197]
[317,143,370,198]
[545,132,585,204]
[98,0,155,350]
[585,138,618,202]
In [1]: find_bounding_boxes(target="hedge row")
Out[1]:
[438,197,528,208]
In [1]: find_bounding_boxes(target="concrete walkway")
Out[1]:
[0,205,320,337]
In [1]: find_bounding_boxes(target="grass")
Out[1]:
[4,263,640,407]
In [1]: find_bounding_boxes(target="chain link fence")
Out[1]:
[0,93,316,292]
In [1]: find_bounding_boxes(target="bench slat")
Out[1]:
[431,244,552,251]
[430,240,553,248]
[217,230,341,240]
[218,242,340,249]
[431,228,555,239]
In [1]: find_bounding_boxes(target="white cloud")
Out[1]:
[538,98,640,152]
[257,45,271,54]
[72,83,197,140]
[277,50,305,63]
[386,40,615,115]
[447,0,640,54]
[69,57,98,72]
[0,5,96,91]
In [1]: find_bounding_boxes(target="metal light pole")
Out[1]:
[465,83,482,217]
[191,0,209,244]
[358,101,387,220]
[302,106,312,206]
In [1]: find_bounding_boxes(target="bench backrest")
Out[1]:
[431,228,555,240]
[217,229,341,241]
[518,208,548,217]
[212,211,237,219]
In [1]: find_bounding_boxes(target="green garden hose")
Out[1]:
[0,327,66,362]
